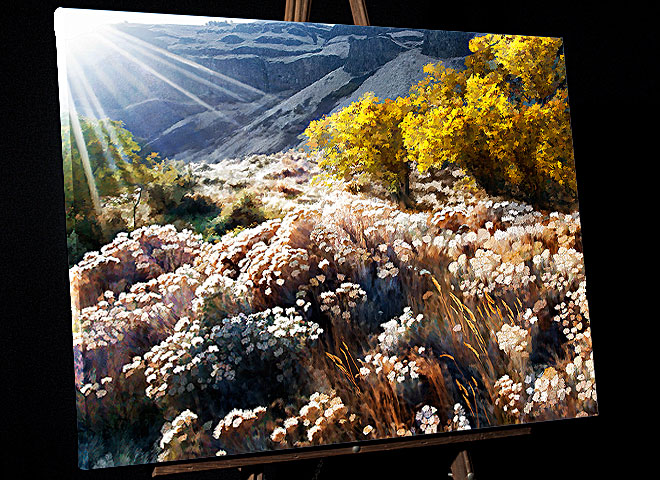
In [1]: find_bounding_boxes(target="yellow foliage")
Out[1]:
[402,34,576,209]
[306,33,577,211]
[305,92,414,203]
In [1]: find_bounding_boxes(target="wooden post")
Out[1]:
[348,0,370,26]
[284,0,312,22]
[239,466,264,480]
[285,0,368,25]
[284,0,295,22]
[450,450,475,480]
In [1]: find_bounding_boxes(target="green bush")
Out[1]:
[204,193,268,242]
[62,114,196,264]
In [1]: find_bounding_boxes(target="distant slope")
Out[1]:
[201,51,469,161]
[64,19,475,162]
[327,49,466,115]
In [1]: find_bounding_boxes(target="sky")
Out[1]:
[54,8,263,111]
[54,7,257,40]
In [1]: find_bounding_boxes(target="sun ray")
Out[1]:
[102,29,249,103]
[104,25,266,97]
[93,34,239,126]
[65,85,103,219]
[66,56,132,179]
[74,44,153,110]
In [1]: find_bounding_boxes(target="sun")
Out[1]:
[54,7,258,41]
[54,8,118,41]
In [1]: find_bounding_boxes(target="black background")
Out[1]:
[3,1,650,478]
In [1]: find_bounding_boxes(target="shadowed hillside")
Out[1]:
[65,19,476,162]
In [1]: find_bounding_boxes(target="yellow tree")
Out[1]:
[402,34,577,210]
[305,93,415,207]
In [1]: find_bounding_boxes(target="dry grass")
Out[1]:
[70,150,597,468]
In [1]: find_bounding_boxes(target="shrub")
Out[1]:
[204,192,268,241]
[135,308,323,419]
[306,35,576,212]
[304,93,414,207]
[62,114,196,263]
[402,34,576,211]
[69,173,596,462]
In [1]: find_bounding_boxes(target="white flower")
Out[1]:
[270,427,286,443]
[565,363,576,377]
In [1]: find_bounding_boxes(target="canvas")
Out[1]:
[55,8,598,469]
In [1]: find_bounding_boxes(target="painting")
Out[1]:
[56,8,598,469]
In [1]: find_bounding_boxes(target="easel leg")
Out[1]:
[450,450,475,480]
[283,0,312,22]
[238,467,264,480]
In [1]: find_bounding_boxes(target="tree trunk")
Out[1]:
[396,167,415,210]
[132,187,142,230]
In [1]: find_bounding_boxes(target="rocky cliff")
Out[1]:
[64,19,476,162]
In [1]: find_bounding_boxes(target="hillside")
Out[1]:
[65,20,475,162]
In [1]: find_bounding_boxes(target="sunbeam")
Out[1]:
[73,44,152,109]
[94,34,240,127]
[65,85,103,219]
[66,55,130,174]
[103,25,267,98]
[102,28,248,103]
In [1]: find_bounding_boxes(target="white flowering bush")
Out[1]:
[267,391,358,447]
[319,283,368,324]
[70,149,597,468]
[134,306,322,416]
[493,375,525,418]
[377,307,425,353]
[158,409,214,462]
[496,324,531,356]
[361,351,420,385]
[445,403,472,432]
[73,265,202,387]
[211,406,270,454]
[70,225,203,312]
[523,367,571,416]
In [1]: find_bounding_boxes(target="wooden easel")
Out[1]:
[151,425,532,480]
[284,0,370,25]
[151,3,533,478]
[152,426,531,478]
